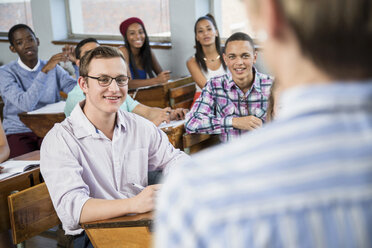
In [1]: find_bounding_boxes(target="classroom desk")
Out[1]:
[81,212,153,248]
[129,76,194,108]
[18,112,65,138]
[0,151,41,246]
[19,111,186,150]
[161,123,185,150]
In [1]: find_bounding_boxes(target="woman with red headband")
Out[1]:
[119,17,171,89]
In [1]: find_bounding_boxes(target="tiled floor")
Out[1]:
[25,234,57,248]
[25,227,58,248]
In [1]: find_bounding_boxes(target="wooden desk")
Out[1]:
[0,150,41,246]
[82,212,153,248]
[161,124,185,150]
[129,76,194,108]
[18,112,65,138]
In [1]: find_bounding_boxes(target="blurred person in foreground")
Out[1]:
[155,0,372,247]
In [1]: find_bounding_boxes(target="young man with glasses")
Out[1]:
[40,46,188,247]
[64,38,188,125]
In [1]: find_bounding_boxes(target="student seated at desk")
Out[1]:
[0,24,76,158]
[41,46,189,248]
[119,17,171,89]
[185,32,273,142]
[65,38,188,126]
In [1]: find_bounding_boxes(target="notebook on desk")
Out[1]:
[0,160,40,180]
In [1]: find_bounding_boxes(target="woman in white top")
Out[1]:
[186,14,227,102]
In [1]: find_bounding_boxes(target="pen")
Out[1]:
[131,183,145,191]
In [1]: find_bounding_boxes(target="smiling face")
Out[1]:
[126,23,146,49]
[223,40,257,86]
[10,28,39,67]
[196,19,218,46]
[79,57,128,118]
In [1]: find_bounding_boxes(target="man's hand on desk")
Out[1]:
[132,104,188,127]
[131,184,161,214]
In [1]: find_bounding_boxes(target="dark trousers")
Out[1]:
[73,232,93,248]
[6,132,43,158]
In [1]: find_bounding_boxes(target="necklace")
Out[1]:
[203,55,220,62]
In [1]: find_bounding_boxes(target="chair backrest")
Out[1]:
[8,182,60,244]
[130,76,194,108]
[169,82,196,109]
[183,133,220,154]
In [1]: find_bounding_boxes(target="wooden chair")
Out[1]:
[169,82,196,109]
[182,133,220,155]
[8,182,60,245]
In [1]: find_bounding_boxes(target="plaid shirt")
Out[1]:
[185,68,273,142]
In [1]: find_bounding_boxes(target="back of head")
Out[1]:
[224,32,255,52]
[75,38,99,59]
[8,24,36,46]
[277,0,372,79]
[79,46,125,77]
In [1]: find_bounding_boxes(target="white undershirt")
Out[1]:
[17,58,40,72]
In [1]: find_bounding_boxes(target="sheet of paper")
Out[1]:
[27,101,66,114]
[158,119,185,129]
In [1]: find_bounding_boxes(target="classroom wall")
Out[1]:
[0,0,269,76]
[0,0,208,78]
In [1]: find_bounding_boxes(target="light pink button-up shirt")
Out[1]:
[40,102,189,235]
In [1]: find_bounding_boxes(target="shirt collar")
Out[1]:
[225,67,261,93]
[17,58,40,71]
[69,100,127,139]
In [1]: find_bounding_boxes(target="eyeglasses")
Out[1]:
[86,75,131,87]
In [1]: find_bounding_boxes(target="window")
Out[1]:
[66,0,170,42]
[219,0,266,41]
[0,0,33,33]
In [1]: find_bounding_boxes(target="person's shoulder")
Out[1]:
[186,56,196,65]
[0,61,18,74]
[43,119,72,145]
[206,73,229,88]
[256,69,274,84]
[119,46,129,56]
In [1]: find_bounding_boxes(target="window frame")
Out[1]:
[64,0,171,43]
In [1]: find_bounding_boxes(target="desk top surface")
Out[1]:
[81,211,153,230]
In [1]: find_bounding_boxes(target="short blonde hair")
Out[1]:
[277,0,372,79]
[79,46,126,77]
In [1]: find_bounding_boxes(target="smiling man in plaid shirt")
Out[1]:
[185,32,273,142]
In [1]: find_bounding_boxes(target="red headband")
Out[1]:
[119,17,145,37]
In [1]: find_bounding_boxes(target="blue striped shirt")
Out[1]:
[155,82,372,248]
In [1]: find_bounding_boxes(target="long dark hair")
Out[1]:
[194,14,226,72]
[123,23,155,78]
